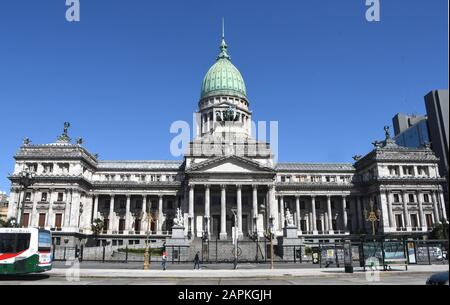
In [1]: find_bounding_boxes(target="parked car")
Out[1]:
[426,271,449,285]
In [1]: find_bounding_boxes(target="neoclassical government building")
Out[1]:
[7,34,448,247]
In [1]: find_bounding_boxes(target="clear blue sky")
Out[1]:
[0,0,448,193]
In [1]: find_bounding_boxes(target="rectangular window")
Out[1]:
[22,213,30,228]
[41,192,48,202]
[388,166,400,176]
[53,237,61,246]
[393,194,400,203]
[57,192,64,202]
[425,214,433,228]
[55,214,62,228]
[0,233,31,253]
[119,219,125,232]
[42,163,53,173]
[418,166,429,176]
[103,219,109,233]
[408,194,415,203]
[403,166,414,176]
[300,220,307,231]
[395,215,403,229]
[410,214,418,228]
[423,194,430,203]
[134,219,141,232]
[38,213,46,228]
[316,220,322,232]
[58,163,70,173]
[26,163,38,172]
[25,192,32,202]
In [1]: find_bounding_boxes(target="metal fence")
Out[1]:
[52,238,448,267]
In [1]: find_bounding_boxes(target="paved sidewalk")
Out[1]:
[48,264,449,278]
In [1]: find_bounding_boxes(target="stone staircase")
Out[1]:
[188,237,282,263]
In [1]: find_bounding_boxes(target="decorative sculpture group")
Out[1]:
[173,208,184,227]
[285,208,295,227]
[216,106,240,122]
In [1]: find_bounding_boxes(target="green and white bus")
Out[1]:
[0,228,52,275]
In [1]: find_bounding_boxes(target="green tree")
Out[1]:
[0,217,18,228]
[91,218,104,236]
[429,220,449,240]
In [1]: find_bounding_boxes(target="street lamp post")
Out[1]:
[261,201,274,269]
[231,208,238,270]
[144,210,157,270]
[269,216,274,270]
[365,199,381,238]
[17,169,35,228]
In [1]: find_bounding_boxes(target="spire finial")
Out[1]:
[218,18,230,60]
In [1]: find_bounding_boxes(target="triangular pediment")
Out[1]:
[187,155,274,173]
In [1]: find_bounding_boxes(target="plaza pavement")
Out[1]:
[48,264,449,279]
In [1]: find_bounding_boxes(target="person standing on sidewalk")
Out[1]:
[194,251,200,270]
[161,251,168,270]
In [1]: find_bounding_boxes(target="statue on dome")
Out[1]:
[216,106,240,122]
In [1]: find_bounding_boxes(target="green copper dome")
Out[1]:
[201,38,247,99]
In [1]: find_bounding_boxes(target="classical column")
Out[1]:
[220,185,227,240]
[268,185,278,233]
[326,195,333,233]
[236,185,242,237]
[92,194,98,222]
[47,190,54,228]
[295,196,301,230]
[402,191,411,229]
[279,196,285,229]
[416,191,425,229]
[189,185,194,236]
[387,192,394,229]
[157,195,163,234]
[204,185,210,236]
[142,195,147,233]
[432,191,441,224]
[125,195,131,232]
[356,196,363,230]
[109,195,115,233]
[63,190,72,228]
[438,190,448,223]
[311,196,317,232]
[342,196,348,231]
[31,190,38,227]
[252,185,258,221]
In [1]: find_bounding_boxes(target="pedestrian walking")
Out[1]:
[194,251,200,270]
[162,251,168,270]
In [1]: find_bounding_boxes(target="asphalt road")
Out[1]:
[0,272,436,285]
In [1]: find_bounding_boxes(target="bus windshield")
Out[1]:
[38,231,52,252]
[0,233,31,254]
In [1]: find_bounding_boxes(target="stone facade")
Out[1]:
[6,34,449,254]
[0,193,8,221]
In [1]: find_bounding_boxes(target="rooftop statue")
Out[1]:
[384,125,391,140]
